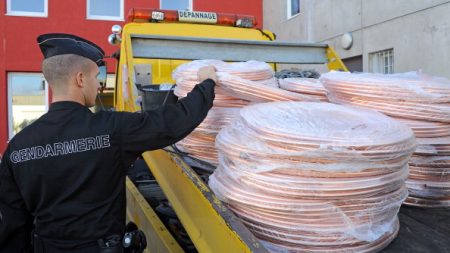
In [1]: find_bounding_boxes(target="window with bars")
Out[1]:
[369,49,394,74]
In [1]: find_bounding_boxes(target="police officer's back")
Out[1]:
[0,33,216,252]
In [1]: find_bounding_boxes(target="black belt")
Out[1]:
[32,223,146,253]
[32,233,114,253]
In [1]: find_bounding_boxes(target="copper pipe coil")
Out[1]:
[408,139,450,202]
[218,123,416,153]
[257,219,399,253]
[320,72,450,103]
[212,170,406,249]
[214,60,275,81]
[254,77,280,88]
[404,195,450,207]
[278,78,329,102]
[406,179,450,197]
[279,78,327,96]
[235,207,399,240]
[231,204,400,229]
[217,73,317,102]
[216,107,416,167]
[228,168,408,199]
[217,154,410,179]
[409,165,450,182]
[326,92,450,123]
[414,137,450,155]
[409,155,450,167]
[395,118,450,138]
[210,168,408,213]
[216,146,413,172]
[323,84,450,103]
[175,107,240,165]
[237,219,399,247]
[172,60,274,81]
[218,157,410,195]
[208,102,414,251]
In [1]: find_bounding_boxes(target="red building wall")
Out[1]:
[0,0,262,153]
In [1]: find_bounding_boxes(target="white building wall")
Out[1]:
[263,0,450,78]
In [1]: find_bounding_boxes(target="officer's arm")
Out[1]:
[119,78,216,153]
[0,152,33,252]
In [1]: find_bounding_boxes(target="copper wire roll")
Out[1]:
[405,138,450,205]
[259,220,399,253]
[403,195,450,207]
[210,102,415,252]
[175,107,240,166]
[404,138,450,204]
[218,73,316,103]
[326,91,450,123]
[395,118,450,138]
[320,72,450,103]
[214,60,275,81]
[279,78,328,101]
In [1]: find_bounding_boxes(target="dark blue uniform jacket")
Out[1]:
[0,79,215,252]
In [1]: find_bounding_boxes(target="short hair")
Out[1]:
[42,54,93,91]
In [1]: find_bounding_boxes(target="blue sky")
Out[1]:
[10,75,44,96]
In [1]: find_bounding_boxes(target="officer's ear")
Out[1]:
[75,71,84,88]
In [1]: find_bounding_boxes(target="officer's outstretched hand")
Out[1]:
[197,65,217,84]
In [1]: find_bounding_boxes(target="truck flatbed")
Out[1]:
[382,206,449,253]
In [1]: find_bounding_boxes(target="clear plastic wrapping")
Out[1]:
[209,102,415,252]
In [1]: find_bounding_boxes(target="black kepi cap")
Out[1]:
[37,33,105,66]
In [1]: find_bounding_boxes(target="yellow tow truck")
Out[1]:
[106,8,347,253]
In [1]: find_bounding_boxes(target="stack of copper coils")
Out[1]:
[209,102,416,252]
[173,60,315,165]
[321,71,450,207]
[279,78,329,101]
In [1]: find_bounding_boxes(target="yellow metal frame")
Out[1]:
[142,150,267,253]
[114,22,276,112]
[326,46,349,71]
[126,178,184,253]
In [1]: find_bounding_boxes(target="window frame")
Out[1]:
[287,0,300,19]
[369,49,394,74]
[160,0,193,11]
[6,0,48,18]
[7,72,49,140]
[86,0,124,21]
